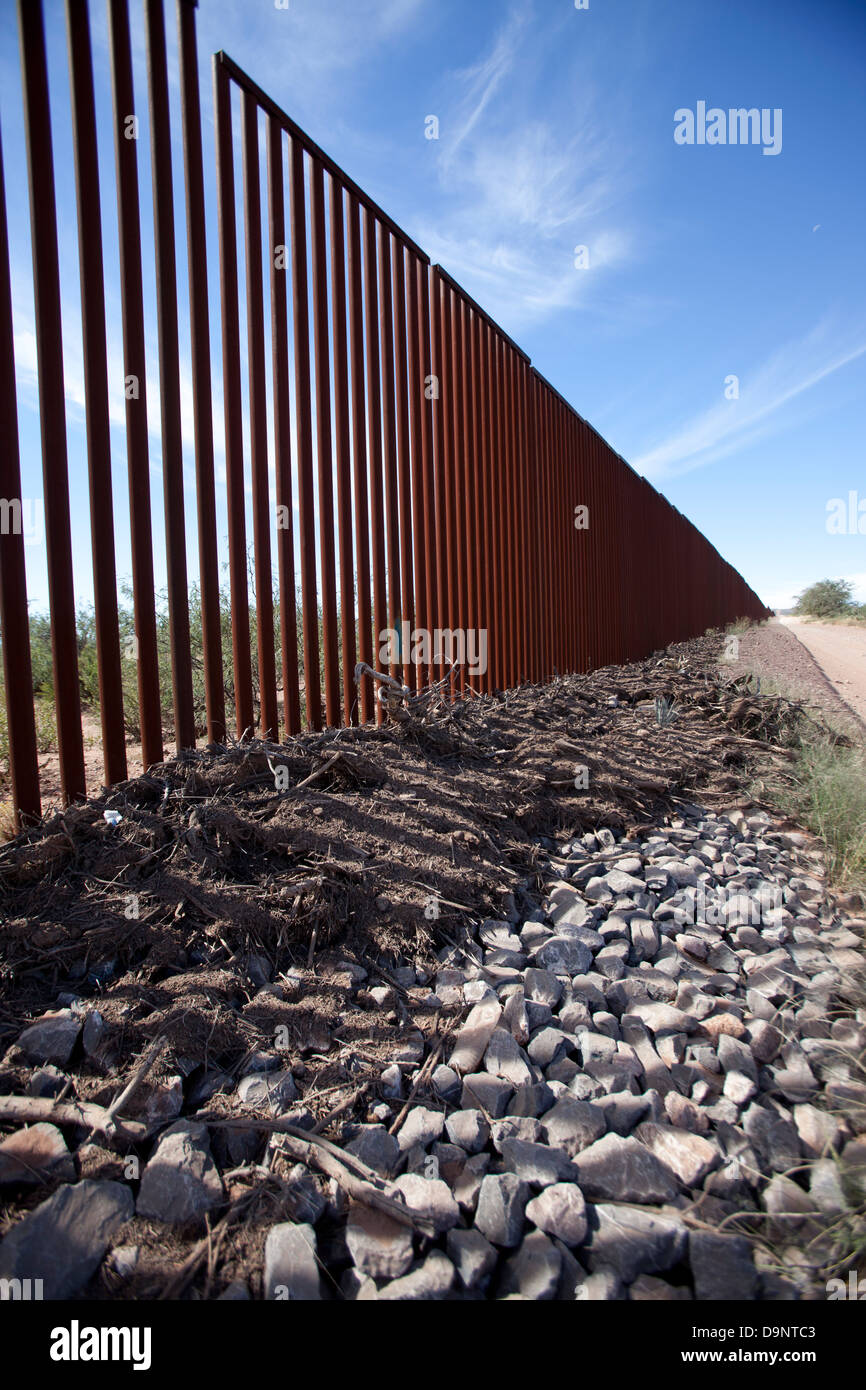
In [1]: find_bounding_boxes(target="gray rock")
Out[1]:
[547,883,595,929]
[0,1180,133,1299]
[377,1251,455,1301]
[582,1203,687,1282]
[446,1109,490,1155]
[453,1152,490,1213]
[461,1073,513,1117]
[18,1010,80,1066]
[136,1121,224,1224]
[577,1031,618,1065]
[281,1164,327,1225]
[502,991,530,1045]
[396,1106,446,1153]
[474,1173,530,1247]
[690,1230,757,1300]
[576,1267,624,1300]
[630,918,659,963]
[264,1222,321,1299]
[379,1063,404,1099]
[809,1159,849,1214]
[236,1069,298,1113]
[499,1137,577,1188]
[345,1205,413,1279]
[450,999,503,1074]
[664,1092,710,1135]
[743,1102,801,1174]
[630,1274,692,1300]
[346,1125,400,1177]
[431,1064,461,1103]
[603,869,646,895]
[446,1227,498,1290]
[536,936,593,976]
[527,1026,571,1069]
[793,1104,841,1159]
[525,1001,554,1031]
[490,1117,543,1151]
[595,1091,653,1136]
[525,1182,587,1245]
[507,1082,555,1118]
[484,1029,533,1087]
[524,968,563,1008]
[498,1230,561,1300]
[0,1123,75,1187]
[717,1034,758,1104]
[541,1097,606,1155]
[25,1065,67,1099]
[393,1173,460,1232]
[629,1002,698,1035]
[634,1123,720,1187]
[572,1134,678,1204]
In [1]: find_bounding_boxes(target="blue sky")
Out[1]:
[1,0,864,616]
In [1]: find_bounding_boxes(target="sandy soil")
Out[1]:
[778,617,866,730]
[723,618,863,738]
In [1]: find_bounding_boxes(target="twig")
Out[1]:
[106,1034,169,1123]
[197,1114,431,1232]
[0,1095,146,1144]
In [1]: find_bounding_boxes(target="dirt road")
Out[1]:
[779,616,866,728]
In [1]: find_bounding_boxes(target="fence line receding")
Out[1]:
[0,0,769,828]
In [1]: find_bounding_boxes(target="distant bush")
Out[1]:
[0,567,350,778]
[794,579,855,619]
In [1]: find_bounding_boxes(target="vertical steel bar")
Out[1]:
[213,61,254,736]
[288,139,322,730]
[17,0,86,804]
[266,117,301,736]
[417,259,437,687]
[378,228,401,684]
[460,301,478,694]
[329,175,357,724]
[144,0,195,751]
[517,358,530,683]
[429,270,448,685]
[309,158,340,727]
[553,399,568,674]
[443,286,460,697]
[0,122,40,824]
[406,253,427,691]
[504,347,521,686]
[391,243,414,691]
[347,194,372,723]
[65,0,126,786]
[521,365,535,684]
[448,292,467,693]
[177,0,224,744]
[475,314,493,695]
[241,90,279,739]
[491,334,508,689]
[107,0,163,771]
[363,209,386,721]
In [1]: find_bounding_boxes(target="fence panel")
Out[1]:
[0,4,769,829]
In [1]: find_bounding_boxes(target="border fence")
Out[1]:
[0,0,768,828]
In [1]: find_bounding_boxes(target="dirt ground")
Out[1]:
[777,617,866,728]
[727,618,865,738]
[0,623,860,1298]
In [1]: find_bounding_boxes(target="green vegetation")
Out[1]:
[0,579,325,776]
[785,737,866,890]
[748,672,866,894]
[794,578,865,621]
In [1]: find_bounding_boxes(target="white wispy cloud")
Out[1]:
[632,325,866,480]
[417,4,634,333]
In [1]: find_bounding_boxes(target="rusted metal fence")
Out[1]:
[0,0,768,828]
